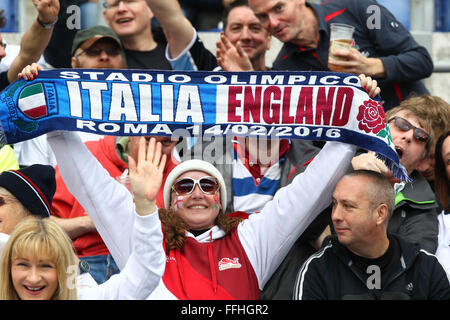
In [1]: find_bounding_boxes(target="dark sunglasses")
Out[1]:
[388,116,430,143]
[0,40,7,50]
[172,177,219,196]
[76,47,121,57]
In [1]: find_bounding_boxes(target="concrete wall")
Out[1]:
[423,32,450,102]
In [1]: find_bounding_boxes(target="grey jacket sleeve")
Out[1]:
[391,207,439,253]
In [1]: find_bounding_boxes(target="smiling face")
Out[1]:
[249,0,308,44]
[224,5,271,62]
[103,0,153,40]
[11,251,58,300]
[388,110,429,174]
[170,171,222,230]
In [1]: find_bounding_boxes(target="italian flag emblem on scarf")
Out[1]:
[18,83,48,119]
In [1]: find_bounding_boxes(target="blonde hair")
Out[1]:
[0,217,79,300]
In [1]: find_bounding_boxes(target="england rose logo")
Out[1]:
[356,100,386,134]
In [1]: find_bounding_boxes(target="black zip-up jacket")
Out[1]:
[293,234,450,300]
[388,170,439,253]
[272,0,433,111]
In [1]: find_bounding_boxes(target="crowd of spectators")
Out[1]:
[0,0,448,300]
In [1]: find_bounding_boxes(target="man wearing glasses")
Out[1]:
[0,0,60,91]
[70,25,126,69]
[352,95,441,254]
[101,0,171,70]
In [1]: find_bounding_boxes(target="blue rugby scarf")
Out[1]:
[0,69,408,182]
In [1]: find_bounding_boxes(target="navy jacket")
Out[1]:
[388,170,439,253]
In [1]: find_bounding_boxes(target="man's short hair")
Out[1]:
[345,170,395,221]
[222,0,250,30]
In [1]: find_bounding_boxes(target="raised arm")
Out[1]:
[7,0,59,84]
[127,137,166,216]
[144,0,194,59]
[76,137,167,299]
[78,207,166,299]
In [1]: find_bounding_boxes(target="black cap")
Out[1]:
[0,164,56,218]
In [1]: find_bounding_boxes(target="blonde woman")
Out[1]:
[0,217,78,300]
[0,138,167,299]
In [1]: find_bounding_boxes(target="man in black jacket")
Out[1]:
[248,0,433,111]
[293,170,449,300]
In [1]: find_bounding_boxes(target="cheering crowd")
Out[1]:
[0,0,448,300]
